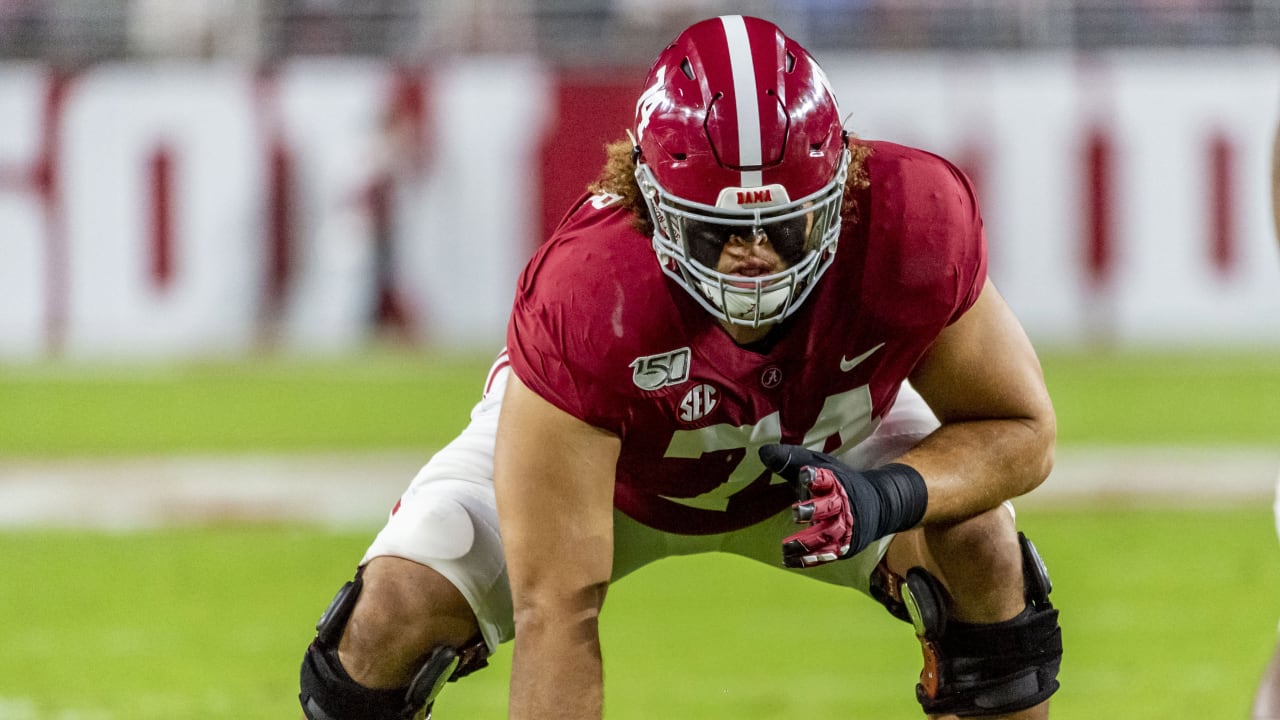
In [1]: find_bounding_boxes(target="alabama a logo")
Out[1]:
[634,66,666,143]
[630,347,690,391]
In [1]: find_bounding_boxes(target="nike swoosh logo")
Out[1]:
[840,342,885,372]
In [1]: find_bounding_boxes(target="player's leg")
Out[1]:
[713,500,1058,719]
[1253,642,1280,719]
[881,508,1059,720]
[300,554,492,720]
[300,468,514,719]
[336,558,478,689]
[884,504,1025,627]
[1251,470,1280,719]
[847,382,1059,718]
[726,382,1060,718]
[299,466,514,719]
[300,358,515,719]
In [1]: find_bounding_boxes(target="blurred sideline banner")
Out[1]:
[1,51,1278,360]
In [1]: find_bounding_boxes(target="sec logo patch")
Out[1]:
[678,383,718,423]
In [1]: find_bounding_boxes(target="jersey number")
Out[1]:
[659,385,875,511]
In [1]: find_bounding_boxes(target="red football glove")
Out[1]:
[784,466,855,567]
[759,444,929,569]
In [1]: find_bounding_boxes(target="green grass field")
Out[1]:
[2,348,1278,456]
[1,349,1278,718]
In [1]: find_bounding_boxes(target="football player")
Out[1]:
[1250,116,1280,720]
[299,15,1062,720]
[1258,470,1280,719]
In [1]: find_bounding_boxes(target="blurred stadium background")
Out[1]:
[1,2,1279,719]
[4,0,1280,61]
[1,0,1279,357]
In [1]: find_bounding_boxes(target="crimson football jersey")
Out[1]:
[507,141,986,535]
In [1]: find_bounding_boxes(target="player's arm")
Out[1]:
[898,277,1056,521]
[493,373,621,720]
[760,278,1053,566]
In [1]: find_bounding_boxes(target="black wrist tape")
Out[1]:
[865,463,929,537]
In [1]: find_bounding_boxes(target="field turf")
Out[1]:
[1,349,1278,457]
[1,349,1278,718]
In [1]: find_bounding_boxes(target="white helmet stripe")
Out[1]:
[720,15,763,187]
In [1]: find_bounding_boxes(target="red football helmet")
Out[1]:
[633,15,850,327]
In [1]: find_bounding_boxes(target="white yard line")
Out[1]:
[1015,446,1280,509]
[0,447,1277,529]
[0,452,423,529]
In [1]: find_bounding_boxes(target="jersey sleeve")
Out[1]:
[507,248,589,423]
[504,202,634,436]
[937,155,988,325]
[865,142,988,328]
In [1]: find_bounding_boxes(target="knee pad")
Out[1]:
[300,641,429,720]
[876,532,1063,717]
[299,570,491,720]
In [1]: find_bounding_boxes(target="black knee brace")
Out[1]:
[299,569,490,720]
[872,532,1063,717]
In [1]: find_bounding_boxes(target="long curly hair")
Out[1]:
[587,137,873,238]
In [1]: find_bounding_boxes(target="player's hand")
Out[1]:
[759,445,929,569]
[759,445,880,568]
